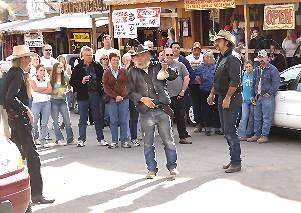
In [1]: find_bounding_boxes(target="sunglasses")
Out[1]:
[44,49,52,51]
[165,54,174,56]
[101,58,109,60]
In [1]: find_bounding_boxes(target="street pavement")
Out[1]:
[11,113,301,213]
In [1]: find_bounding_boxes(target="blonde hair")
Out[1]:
[80,46,93,58]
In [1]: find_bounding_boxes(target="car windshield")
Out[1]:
[280,66,301,82]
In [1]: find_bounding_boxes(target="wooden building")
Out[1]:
[106,0,301,59]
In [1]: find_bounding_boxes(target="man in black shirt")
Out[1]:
[4,45,54,204]
[70,46,107,147]
[127,45,179,179]
[207,30,243,173]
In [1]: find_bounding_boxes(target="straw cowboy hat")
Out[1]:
[12,45,35,59]
[213,30,236,46]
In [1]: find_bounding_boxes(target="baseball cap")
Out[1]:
[258,50,268,57]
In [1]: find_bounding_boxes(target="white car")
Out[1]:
[273,64,301,130]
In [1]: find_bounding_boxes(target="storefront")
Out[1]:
[107,0,301,61]
[0,13,109,59]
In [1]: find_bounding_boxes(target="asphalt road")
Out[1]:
[4,112,301,213]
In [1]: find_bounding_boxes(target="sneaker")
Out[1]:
[34,140,41,145]
[146,170,157,179]
[77,140,85,147]
[98,139,109,146]
[121,142,132,148]
[45,133,52,141]
[57,139,67,146]
[257,136,269,144]
[41,143,49,148]
[179,138,192,144]
[239,137,248,141]
[169,168,179,177]
[108,143,118,149]
[131,139,141,147]
[67,140,76,145]
[247,136,260,143]
[193,126,202,133]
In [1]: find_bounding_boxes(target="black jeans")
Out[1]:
[218,94,242,166]
[170,96,189,139]
[189,85,203,126]
[200,90,221,128]
[8,119,43,197]
[129,100,139,140]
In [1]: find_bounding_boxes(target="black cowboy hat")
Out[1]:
[132,44,149,56]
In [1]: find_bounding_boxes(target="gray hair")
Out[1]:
[80,46,93,58]
[203,50,214,57]
[11,58,21,68]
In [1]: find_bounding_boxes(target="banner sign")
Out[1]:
[114,24,137,38]
[73,33,91,43]
[184,0,235,10]
[263,4,295,30]
[60,0,107,14]
[24,33,43,47]
[112,7,161,38]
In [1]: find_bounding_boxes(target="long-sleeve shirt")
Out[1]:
[127,62,178,114]
[4,67,29,116]
[195,63,215,92]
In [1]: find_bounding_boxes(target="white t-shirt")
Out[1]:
[40,57,58,70]
[282,38,298,58]
[31,77,51,103]
[186,53,203,70]
[95,47,120,63]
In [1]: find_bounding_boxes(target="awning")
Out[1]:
[0,13,108,33]
[0,20,33,32]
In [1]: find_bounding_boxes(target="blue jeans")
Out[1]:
[254,95,275,137]
[238,102,254,138]
[218,94,242,166]
[66,91,74,109]
[140,109,177,172]
[31,101,51,145]
[51,99,74,144]
[108,98,129,143]
[78,92,104,142]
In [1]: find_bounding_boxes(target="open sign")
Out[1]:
[137,8,160,18]
[263,4,295,30]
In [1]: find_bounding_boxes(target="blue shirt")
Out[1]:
[195,63,215,92]
[242,71,254,103]
[111,69,118,79]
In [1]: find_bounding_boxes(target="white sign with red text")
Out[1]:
[112,7,161,38]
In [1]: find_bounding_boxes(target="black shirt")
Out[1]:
[213,48,241,97]
[4,67,29,115]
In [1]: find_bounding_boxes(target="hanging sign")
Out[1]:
[263,4,295,30]
[114,24,137,38]
[60,0,107,14]
[73,33,91,43]
[24,33,43,47]
[112,7,161,38]
[184,0,235,10]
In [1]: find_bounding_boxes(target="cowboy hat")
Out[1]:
[12,45,35,59]
[213,30,236,46]
[132,44,149,56]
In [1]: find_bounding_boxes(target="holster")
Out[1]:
[157,104,174,119]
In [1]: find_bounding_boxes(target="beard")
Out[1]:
[135,60,150,70]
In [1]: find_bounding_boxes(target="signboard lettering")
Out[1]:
[60,0,107,14]
[184,0,235,10]
[24,33,43,47]
[264,4,295,30]
[73,33,91,43]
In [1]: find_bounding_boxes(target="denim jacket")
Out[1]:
[253,63,280,96]
[195,63,215,92]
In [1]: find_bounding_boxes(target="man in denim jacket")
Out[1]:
[247,50,280,143]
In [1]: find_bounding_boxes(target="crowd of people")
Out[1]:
[0,24,292,205]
